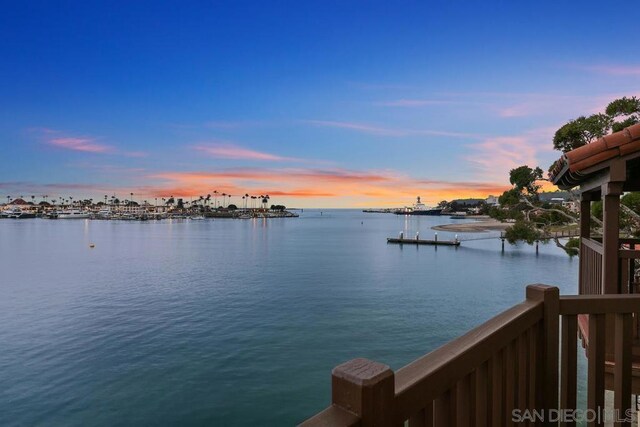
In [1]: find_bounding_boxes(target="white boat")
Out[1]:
[449,212,468,219]
[190,215,205,220]
[1,208,36,219]
[58,209,91,219]
[394,196,443,216]
[96,208,112,219]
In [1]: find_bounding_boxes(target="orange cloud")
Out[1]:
[140,167,509,207]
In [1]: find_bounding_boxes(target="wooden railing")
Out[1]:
[300,285,640,426]
[580,238,603,295]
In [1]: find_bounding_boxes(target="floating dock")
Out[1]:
[387,237,460,246]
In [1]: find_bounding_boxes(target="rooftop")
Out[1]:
[550,123,640,189]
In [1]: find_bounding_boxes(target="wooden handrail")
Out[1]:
[393,300,543,420]
[300,406,361,427]
[618,249,640,259]
[581,237,604,254]
[559,294,640,315]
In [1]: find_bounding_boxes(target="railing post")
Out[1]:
[579,195,592,296]
[331,358,395,427]
[526,285,559,422]
[602,182,622,294]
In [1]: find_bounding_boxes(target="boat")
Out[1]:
[1,208,36,218]
[190,215,205,220]
[96,208,113,219]
[449,212,468,219]
[394,197,442,216]
[57,209,91,219]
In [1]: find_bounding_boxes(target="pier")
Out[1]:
[386,237,460,246]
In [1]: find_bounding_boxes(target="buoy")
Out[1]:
[89,244,95,248]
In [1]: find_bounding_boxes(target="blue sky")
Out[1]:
[1,1,639,207]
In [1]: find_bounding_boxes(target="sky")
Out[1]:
[1,1,639,208]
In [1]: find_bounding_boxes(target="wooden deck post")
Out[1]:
[526,285,559,420]
[601,182,622,294]
[614,313,632,427]
[579,195,592,295]
[331,358,395,427]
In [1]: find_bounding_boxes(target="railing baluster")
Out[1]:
[517,332,528,414]
[434,388,456,427]
[560,315,577,426]
[505,342,516,426]
[614,313,632,427]
[409,405,433,427]
[475,362,488,427]
[491,352,503,426]
[587,314,605,427]
[456,375,471,427]
[528,323,538,414]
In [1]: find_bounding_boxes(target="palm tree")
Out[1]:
[221,193,227,208]
[213,190,219,209]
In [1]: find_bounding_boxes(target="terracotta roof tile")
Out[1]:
[550,123,640,187]
[619,139,640,157]
[603,129,632,148]
[565,138,607,164]
[569,148,619,172]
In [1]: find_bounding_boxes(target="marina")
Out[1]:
[0,196,299,221]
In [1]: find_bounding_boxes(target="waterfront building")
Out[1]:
[484,195,499,207]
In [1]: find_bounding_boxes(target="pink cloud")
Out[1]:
[463,127,557,182]
[193,143,300,162]
[48,137,112,153]
[35,128,148,157]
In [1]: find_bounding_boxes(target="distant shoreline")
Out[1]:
[431,216,509,233]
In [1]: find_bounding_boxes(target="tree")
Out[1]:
[498,188,521,207]
[606,96,640,132]
[553,114,612,153]
[504,220,545,245]
[552,97,640,153]
[621,192,640,212]
[509,165,543,195]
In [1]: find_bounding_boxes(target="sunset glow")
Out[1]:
[1,2,639,207]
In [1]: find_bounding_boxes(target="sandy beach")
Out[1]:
[431,216,510,233]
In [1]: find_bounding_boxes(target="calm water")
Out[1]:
[0,210,580,426]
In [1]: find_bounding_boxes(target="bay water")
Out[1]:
[0,210,580,425]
